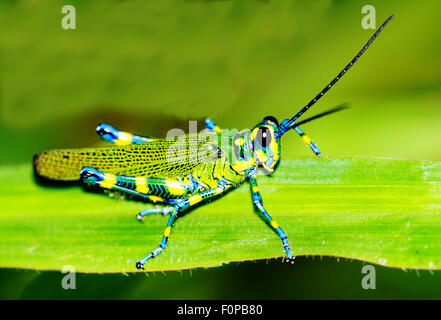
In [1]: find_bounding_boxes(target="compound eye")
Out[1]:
[256,127,272,148]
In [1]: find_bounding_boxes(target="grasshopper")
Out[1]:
[34,16,393,270]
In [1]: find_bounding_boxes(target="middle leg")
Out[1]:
[136,181,232,269]
[205,118,221,133]
[96,123,152,145]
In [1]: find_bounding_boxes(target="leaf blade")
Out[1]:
[0,156,440,272]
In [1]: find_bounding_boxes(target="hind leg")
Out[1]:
[80,167,199,209]
[96,123,152,145]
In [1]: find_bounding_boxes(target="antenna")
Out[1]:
[279,15,394,134]
[293,103,349,127]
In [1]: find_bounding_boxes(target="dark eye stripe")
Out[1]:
[256,127,272,148]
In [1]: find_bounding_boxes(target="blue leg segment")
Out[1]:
[96,123,152,145]
[205,118,221,133]
[294,126,322,156]
[249,175,295,264]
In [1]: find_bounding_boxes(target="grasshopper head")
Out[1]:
[250,116,281,174]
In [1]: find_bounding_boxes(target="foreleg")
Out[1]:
[249,174,295,264]
[294,126,322,156]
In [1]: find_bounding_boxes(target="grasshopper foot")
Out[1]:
[136,260,145,270]
[286,256,296,265]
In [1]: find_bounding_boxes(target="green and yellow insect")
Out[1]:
[34,16,393,270]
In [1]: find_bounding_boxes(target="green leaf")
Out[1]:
[0,157,440,273]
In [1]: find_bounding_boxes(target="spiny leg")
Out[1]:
[136,181,231,270]
[205,118,221,133]
[96,123,152,145]
[249,174,295,264]
[294,126,322,156]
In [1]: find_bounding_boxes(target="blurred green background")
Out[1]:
[0,0,440,299]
